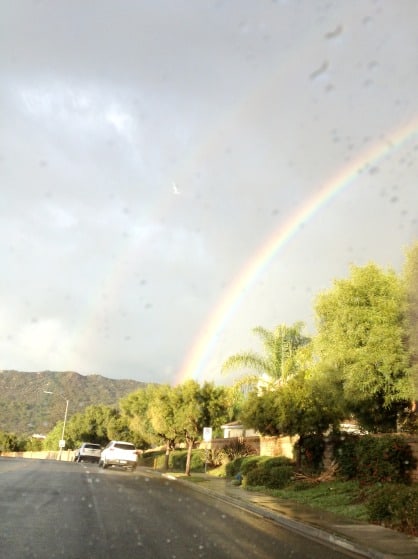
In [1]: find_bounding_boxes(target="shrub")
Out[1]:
[333,434,416,485]
[208,447,224,468]
[332,432,360,479]
[169,450,206,472]
[245,466,270,487]
[150,452,168,469]
[356,436,416,485]
[245,458,293,489]
[225,455,269,478]
[295,434,325,472]
[260,456,294,472]
[220,438,257,461]
[139,449,166,468]
[225,457,245,478]
[240,456,264,475]
[366,484,418,535]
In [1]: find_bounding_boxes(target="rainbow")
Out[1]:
[174,116,418,385]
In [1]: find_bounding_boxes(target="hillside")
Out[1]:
[0,370,147,436]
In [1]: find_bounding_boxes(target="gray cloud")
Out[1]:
[1,1,417,383]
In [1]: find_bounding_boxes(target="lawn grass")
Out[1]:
[247,480,369,521]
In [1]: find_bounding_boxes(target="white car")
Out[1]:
[99,440,137,471]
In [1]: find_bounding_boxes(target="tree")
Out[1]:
[221,322,310,385]
[65,404,121,447]
[43,421,75,451]
[314,263,414,432]
[276,369,345,467]
[403,242,418,402]
[239,351,345,466]
[172,381,231,475]
[147,384,181,469]
[120,385,156,443]
[239,389,281,436]
[0,430,25,452]
[120,384,180,468]
[42,404,135,450]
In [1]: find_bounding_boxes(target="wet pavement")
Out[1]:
[158,472,418,559]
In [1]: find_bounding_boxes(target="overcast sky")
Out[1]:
[1,0,417,385]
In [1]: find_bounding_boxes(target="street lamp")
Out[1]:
[43,390,69,460]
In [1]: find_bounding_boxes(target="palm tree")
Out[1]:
[221,322,310,387]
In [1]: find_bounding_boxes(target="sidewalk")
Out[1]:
[160,472,418,559]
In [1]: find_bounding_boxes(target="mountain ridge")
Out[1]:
[0,369,147,436]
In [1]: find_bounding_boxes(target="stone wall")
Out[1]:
[1,450,74,461]
[259,435,298,460]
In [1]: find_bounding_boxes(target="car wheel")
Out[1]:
[102,459,108,469]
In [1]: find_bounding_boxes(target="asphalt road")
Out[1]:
[0,457,360,559]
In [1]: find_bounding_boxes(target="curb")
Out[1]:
[159,472,396,559]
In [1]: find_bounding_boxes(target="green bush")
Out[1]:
[245,458,293,489]
[169,450,206,472]
[138,450,165,468]
[333,434,416,485]
[356,436,416,485]
[226,455,294,481]
[225,455,264,477]
[245,466,270,487]
[141,449,206,472]
[261,456,294,470]
[332,433,360,479]
[225,457,244,478]
[240,456,264,475]
[295,434,325,472]
[366,484,418,535]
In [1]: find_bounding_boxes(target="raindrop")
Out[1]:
[310,61,329,80]
[324,25,343,39]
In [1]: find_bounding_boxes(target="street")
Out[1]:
[0,457,360,559]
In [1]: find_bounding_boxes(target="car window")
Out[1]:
[114,443,135,451]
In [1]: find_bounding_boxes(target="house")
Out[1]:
[220,421,257,439]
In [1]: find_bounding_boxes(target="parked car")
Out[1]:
[74,443,102,463]
[99,440,137,471]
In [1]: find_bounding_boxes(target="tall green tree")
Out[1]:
[120,385,156,443]
[403,242,418,402]
[314,263,414,432]
[120,384,180,468]
[239,351,344,441]
[147,384,181,469]
[66,404,120,447]
[172,380,231,475]
[221,322,310,385]
[239,389,281,436]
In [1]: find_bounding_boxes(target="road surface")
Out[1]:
[0,457,360,558]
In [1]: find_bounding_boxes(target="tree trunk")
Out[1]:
[185,440,193,476]
[164,440,170,471]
